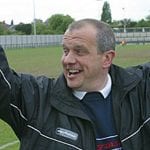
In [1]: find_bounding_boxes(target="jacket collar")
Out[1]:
[73,74,112,100]
[109,64,142,91]
[50,74,91,120]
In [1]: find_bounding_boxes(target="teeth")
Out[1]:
[69,69,79,73]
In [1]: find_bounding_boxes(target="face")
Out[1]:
[61,25,113,91]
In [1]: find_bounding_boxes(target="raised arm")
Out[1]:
[0,46,12,120]
[0,46,26,138]
[0,46,53,139]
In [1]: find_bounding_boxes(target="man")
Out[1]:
[0,19,150,150]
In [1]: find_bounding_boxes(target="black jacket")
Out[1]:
[0,46,150,150]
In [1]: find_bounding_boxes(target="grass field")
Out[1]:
[0,44,150,150]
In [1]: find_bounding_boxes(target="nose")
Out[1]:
[62,51,76,64]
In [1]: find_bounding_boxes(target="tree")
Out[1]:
[136,19,150,27]
[101,1,112,24]
[47,14,74,34]
[127,21,137,28]
[31,19,49,34]
[146,15,150,21]
[120,19,131,28]
[11,20,14,26]
[110,20,122,28]
[15,23,32,35]
[0,22,10,35]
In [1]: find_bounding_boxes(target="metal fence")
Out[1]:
[0,27,150,49]
[115,32,150,44]
[0,35,63,49]
[113,27,150,44]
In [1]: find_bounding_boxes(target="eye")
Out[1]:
[75,49,82,55]
[63,48,69,56]
[74,48,88,56]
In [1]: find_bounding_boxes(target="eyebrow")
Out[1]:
[74,45,84,49]
[62,44,68,49]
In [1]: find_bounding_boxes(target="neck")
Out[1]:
[79,73,109,92]
[93,74,108,91]
[100,75,108,90]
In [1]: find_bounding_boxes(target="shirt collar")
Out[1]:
[73,74,112,100]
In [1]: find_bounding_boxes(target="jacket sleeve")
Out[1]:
[0,46,12,121]
[0,46,52,139]
[0,46,26,138]
[137,62,150,135]
[142,62,150,133]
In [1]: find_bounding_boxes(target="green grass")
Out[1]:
[114,44,150,67]
[0,44,150,150]
[0,121,18,145]
[6,46,63,77]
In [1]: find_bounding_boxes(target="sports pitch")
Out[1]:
[0,44,150,149]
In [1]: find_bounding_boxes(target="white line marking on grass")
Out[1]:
[0,140,19,150]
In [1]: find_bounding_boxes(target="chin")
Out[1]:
[66,81,80,89]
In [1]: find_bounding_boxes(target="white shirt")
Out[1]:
[73,74,112,100]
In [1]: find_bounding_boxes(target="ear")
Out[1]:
[102,50,115,69]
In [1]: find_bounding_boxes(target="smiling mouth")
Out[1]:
[67,69,82,77]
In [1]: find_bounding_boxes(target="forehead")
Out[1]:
[63,25,97,45]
